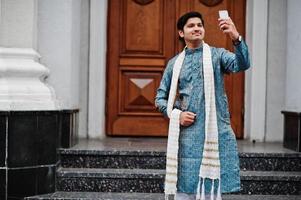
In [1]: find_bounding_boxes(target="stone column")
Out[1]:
[0,0,58,110]
[0,1,61,199]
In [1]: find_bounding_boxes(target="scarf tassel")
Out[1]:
[210,179,215,200]
[216,180,222,200]
[165,194,176,200]
[198,178,223,200]
[201,178,206,200]
[196,178,201,200]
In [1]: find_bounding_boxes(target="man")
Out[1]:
[155,11,250,200]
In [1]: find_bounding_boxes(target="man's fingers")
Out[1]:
[182,120,194,126]
[185,112,196,120]
[218,20,228,27]
[219,19,232,26]
[186,120,194,126]
[180,111,196,126]
[185,115,195,120]
[181,117,194,126]
[186,112,196,117]
[219,18,235,33]
[185,118,194,123]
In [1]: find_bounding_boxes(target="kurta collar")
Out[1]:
[185,44,203,55]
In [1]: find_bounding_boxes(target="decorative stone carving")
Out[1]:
[0,47,59,110]
[199,0,223,7]
[133,0,154,6]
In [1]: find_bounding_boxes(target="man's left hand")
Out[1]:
[218,18,239,41]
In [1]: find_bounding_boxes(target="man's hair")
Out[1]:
[177,11,204,31]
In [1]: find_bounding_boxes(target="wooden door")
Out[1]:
[106,0,246,138]
[106,0,176,136]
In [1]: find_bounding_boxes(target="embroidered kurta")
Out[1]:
[155,41,250,194]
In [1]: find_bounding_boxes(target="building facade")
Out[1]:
[1,0,301,198]
[1,0,301,141]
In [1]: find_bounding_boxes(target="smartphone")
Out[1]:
[219,10,229,19]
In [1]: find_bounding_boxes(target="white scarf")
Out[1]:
[165,42,222,200]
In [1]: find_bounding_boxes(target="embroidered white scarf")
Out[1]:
[165,42,222,200]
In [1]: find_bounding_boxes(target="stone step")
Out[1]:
[56,168,301,195]
[240,171,301,195]
[59,149,301,171]
[239,152,301,171]
[56,168,164,193]
[25,192,164,200]
[25,192,301,200]
[59,149,166,170]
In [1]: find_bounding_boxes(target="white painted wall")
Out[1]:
[285,0,301,111]
[38,0,89,137]
[265,0,287,141]
[0,1,1,26]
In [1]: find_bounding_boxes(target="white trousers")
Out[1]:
[176,193,195,200]
[176,193,216,200]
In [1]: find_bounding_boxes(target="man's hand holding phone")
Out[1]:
[218,10,240,41]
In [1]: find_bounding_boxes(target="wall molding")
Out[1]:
[88,0,107,139]
[245,0,268,142]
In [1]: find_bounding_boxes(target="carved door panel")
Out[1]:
[106,0,246,138]
[106,0,176,136]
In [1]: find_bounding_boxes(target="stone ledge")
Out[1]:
[25,192,301,200]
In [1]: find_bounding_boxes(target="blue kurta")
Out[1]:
[155,41,250,194]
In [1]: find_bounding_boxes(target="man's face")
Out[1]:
[179,17,205,46]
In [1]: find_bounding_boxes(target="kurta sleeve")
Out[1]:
[155,59,174,117]
[220,39,251,73]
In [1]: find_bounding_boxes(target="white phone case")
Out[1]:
[219,10,229,19]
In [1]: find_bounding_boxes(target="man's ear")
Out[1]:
[178,30,184,38]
